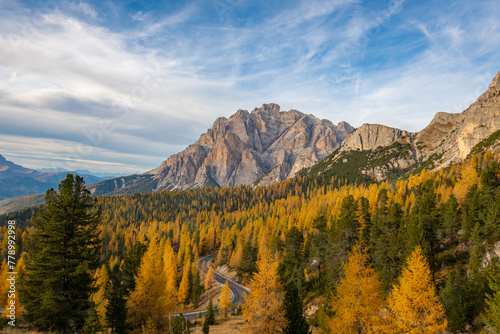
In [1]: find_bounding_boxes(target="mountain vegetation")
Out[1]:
[1,148,500,332]
[1,71,500,332]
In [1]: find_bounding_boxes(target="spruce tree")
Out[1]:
[482,263,500,332]
[283,282,310,334]
[19,174,102,332]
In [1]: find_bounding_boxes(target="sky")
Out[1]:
[0,0,499,174]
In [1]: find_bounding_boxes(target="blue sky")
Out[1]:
[0,0,499,173]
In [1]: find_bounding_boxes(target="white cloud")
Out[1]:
[0,0,499,173]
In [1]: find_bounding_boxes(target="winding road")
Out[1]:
[169,253,250,321]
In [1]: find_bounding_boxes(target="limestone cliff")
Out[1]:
[313,70,500,182]
[148,104,354,190]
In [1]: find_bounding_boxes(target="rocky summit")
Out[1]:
[147,103,354,190]
[314,70,500,182]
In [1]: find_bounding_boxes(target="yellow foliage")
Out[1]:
[388,246,447,333]
[242,246,287,334]
[219,280,232,316]
[205,266,215,290]
[178,261,191,305]
[127,239,169,330]
[329,242,387,334]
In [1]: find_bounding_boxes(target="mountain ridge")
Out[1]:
[309,70,500,182]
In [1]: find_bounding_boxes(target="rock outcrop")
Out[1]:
[317,70,500,182]
[148,104,354,190]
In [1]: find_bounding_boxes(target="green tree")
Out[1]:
[483,263,500,332]
[106,263,128,334]
[172,314,189,334]
[279,226,306,292]
[283,282,310,334]
[439,269,467,332]
[20,174,102,332]
[202,298,216,334]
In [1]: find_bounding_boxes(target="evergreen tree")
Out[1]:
[203,298,216,333]
[439,269,467,332]
[483,263,500,332]
[121,241,147,296]
[283,281,310,334]
[106,263,128,334]
[279,226,306,293]
[388,246,447,333]
[172,314,189,334]
[19,174,102,332]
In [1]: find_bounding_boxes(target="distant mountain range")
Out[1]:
[0,155,111,200]
[1,70,500,215]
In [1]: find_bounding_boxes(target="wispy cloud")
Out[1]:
[0,0,499,172]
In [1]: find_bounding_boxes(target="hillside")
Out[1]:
[309,70,500,183]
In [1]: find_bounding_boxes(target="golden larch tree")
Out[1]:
[205,266,215,290]
[90,265,110,330]
[2,256,24,321]
[127,239,168,330]
[163,238,178,309]
[329,242,387,334]
[388,246,447,333]
[177,261,191,306]
[219,280,232,317]
[242,246,287,334]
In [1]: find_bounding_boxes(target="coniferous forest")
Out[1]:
[2,151,500,333]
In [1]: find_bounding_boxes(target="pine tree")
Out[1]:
[219,280,232,317]
[388,246,447,333]
[482,263,500,332]
[439,269,466,332]
[329,242,385,334]
[106,263,128,334]
[19,174,102,332]
[283,281,310,334]
[121,241,147,296]
[203,297,216,334]
[242,246,288,333]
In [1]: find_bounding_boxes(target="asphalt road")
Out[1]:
[170,253,250,321]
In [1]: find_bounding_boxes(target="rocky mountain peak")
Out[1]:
[489,70,500,91]
[149,104,353,190]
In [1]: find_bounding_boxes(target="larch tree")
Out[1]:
[163,239,178,310]
[19,174,102,332]
[219,280,232,317]
[205,266,215,290]
[90,265,110,330]
[242,246,287,334]
[127,238,167,331]
[329,242,386,334]
[388,246,447,333]
[177,261,191,306]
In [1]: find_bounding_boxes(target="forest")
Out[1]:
[1,150,500,333]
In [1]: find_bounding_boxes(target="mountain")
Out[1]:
[309,70,500,182]
[144,104,353,190]
[0,154,110,200]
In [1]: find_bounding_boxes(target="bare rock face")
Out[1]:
[416,70,500,169]
[149,104,354,190]
[339,124,413,153]
[328,70,500,181]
